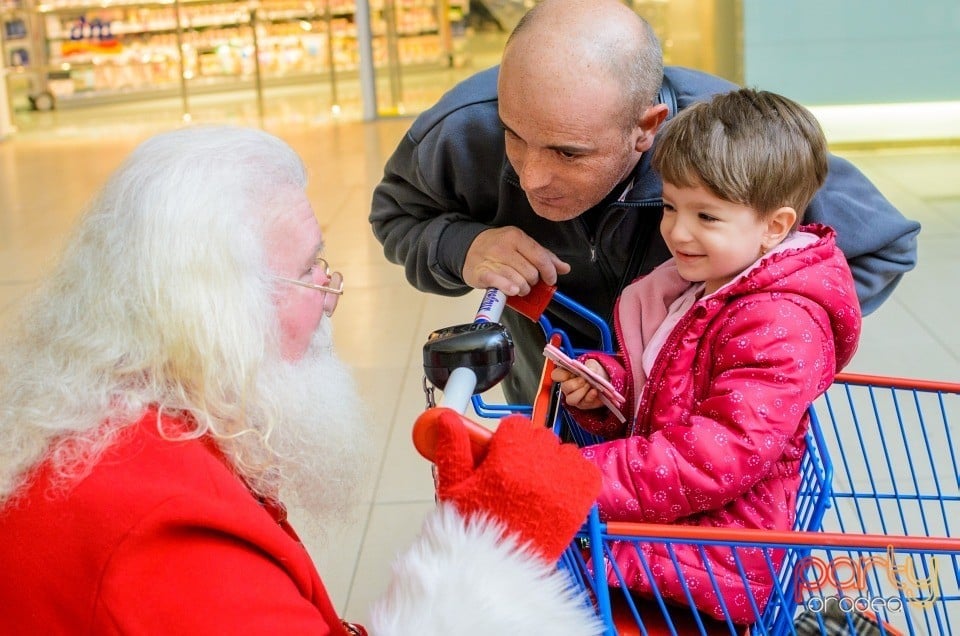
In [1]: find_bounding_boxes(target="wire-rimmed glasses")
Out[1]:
[274,256,344,316]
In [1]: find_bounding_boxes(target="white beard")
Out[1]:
[256,318,372,540]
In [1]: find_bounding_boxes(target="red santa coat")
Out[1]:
[0,410,603,635]
[570,225,862,624]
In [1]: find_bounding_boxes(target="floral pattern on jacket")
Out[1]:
[569,225,862,624]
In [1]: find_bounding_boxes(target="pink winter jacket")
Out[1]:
[569,225,862,624]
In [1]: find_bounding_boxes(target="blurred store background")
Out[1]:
[1,0,958,144]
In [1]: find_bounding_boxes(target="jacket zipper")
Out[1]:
[578,216,599,264]
[610,294,637,430]
[629,299,701,437]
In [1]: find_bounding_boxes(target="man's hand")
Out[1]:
[552,359,608,410]
[463,226,570,295]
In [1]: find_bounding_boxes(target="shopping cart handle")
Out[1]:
[412,406,493,463]
[414,282,558,463]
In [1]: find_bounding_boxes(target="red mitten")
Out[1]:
[434,412,601,563]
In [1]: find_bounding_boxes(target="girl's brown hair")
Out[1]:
[652,88,829,222]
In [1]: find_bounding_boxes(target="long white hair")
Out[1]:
[0,125,360,508]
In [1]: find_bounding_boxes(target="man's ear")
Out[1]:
[763,206,798,251]
[635,104,669,152]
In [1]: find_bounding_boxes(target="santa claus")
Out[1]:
[0,126,604,635]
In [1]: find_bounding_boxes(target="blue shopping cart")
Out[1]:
[413,284,960,635]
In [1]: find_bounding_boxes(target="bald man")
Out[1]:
[370,0,920,405]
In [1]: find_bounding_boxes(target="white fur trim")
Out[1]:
[369,503,605,635]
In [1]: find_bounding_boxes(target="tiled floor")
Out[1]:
[1,92,958,626]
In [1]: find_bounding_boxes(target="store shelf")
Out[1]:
[2,0,468,110]
[2,0,48,110]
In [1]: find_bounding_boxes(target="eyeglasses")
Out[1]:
[274,255,344,317]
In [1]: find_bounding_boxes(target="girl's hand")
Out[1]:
[551,359,609,410]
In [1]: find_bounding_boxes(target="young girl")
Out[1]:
[554,88,862,624]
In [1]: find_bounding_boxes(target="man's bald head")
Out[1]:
[504,0,663,128]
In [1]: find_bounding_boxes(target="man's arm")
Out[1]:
[370,128,491,297]
[370,67,569,298]
[370,68,507,297]
[806,155,921,315]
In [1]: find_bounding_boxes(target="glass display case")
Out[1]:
[1,0,469,110]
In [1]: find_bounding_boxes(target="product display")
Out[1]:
[0,0,468,108]
[0,0,48,109]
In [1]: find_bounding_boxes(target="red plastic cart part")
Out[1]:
[531,332,563,428]
[602,520,960,553]
[834,371,960,393]
[412,406,493,463]
[505,280,556,322]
